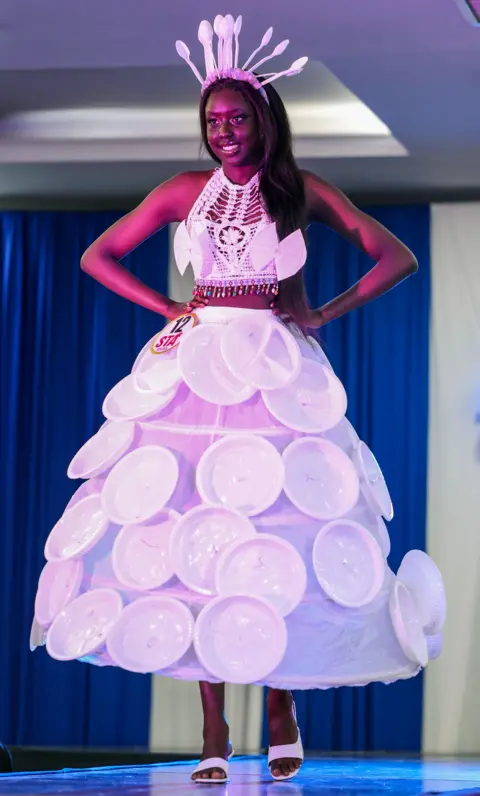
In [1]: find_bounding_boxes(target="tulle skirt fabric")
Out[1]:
[31,307,445,688]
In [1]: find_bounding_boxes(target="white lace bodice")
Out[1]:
[173,167,307,297]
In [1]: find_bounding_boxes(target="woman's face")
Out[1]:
[204,87,263,168]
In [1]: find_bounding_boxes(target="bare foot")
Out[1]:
[191,718,232,781]
[267,690,302,779]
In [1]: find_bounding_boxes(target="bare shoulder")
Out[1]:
[300,169,347,221]
[81,169,215,264]
[300,168,418,266]
[300,168,329,192]
[152,169,214,223]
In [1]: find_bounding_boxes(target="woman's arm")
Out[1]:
[80,171,208,319]
[302,170,418,327]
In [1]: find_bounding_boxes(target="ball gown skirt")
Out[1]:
[30,306,446,689]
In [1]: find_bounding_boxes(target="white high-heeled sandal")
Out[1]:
[191,747,234,784]
[268,704,304,782]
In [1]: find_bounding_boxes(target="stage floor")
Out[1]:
[1,757,480,795]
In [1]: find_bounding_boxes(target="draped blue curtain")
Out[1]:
[1,211,169,747]
[263,204,431,753]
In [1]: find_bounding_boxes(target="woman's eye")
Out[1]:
[232,115,246,123]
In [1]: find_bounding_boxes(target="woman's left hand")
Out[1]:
[269,301,324,329]
[269,300,292,324]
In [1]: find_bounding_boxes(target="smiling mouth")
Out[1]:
[218,142,241,155]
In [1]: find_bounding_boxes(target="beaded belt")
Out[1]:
[193,277,279,299]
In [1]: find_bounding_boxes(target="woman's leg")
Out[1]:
[191,681,232,781]
[266,688,303,778]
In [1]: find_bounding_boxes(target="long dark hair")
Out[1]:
[199,78,311,329]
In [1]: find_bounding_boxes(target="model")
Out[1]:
[31,14,446,784]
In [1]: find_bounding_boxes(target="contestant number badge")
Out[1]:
[150,313,197,354]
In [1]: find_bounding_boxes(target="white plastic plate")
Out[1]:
[397,550,446,635]
[426,632,443,661]
[193,594,287,684]
[197,434,285,516]
[263,359,347,433]
[45,494,110,561]
[372,516,391,559]
[324,418,360,455]
[389,580,428,667]
[103,374,177,420]
[169,505,257,595]
[283,437,360,520]
[65,478,104,512]
[353,442,394,521]
[133,359,182,395]
[46,589,123,661]
[312,520,385,608]
[112,510,179,590]
[67,421,135,480]
[102,445,179,525]
[221,313,301,390]
[215,533,307,616]
[296,334,334,370]
[30,618,47,651]
[106,596,194,673]
[35,559,84,626]
[178,323,256,405]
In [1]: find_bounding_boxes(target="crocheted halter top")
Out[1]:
[187,168,277,298]
[173,167,307,299]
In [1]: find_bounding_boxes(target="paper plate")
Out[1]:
[426,632,443,661]
[102,374,177,420]
[221,313,301,390]
[45,494,110,561]
[197,434,285,516]
[112,510,179,590]
[35,559,84,626]
[178,323,256,405]
[102,445,179,525]
[397,550,446,635]
[106,596,194,673]
[215,534,307,616]
[389,580,428,667]
[67,421,135,480]
[283,437,360,520]
[169,505,257,595]
[193,594,287,684]
[263,359,347,433]
[312,520,385,608]
[46,589,123,661]
[353,442,394,521]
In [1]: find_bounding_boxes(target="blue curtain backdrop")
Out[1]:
[1,211,168,747]
[262,205,431,753]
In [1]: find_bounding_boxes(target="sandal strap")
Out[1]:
[268,736,304,765]
[192,757,229,777]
